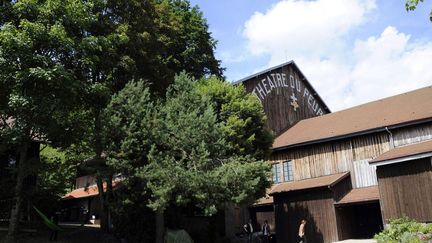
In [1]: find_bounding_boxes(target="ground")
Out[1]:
[0,225,120,243]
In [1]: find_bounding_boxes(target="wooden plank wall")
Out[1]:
[353,159,377,188]
[274,189,338,243]
[377,157,432,223]
[241,63,329,135]
[272,132,390,188]
[392,122,432,147]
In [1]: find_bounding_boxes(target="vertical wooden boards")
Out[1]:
[353,159,377,188]
[392,122,432,147]
[273,189,338,243]
[237,61,330,135]
[271,132,390,188]
[376,157,432,223]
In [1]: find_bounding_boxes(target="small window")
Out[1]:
[283,160,294,181]
[272,163,281,183]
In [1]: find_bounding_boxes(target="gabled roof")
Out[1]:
[269,172,349,195]
[370,139,432,165]
[234,60,330,113]
[273,86,432,150]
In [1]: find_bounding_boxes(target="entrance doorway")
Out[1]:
[336,202,383,240]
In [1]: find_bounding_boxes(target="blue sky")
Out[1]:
[189,0,432,111]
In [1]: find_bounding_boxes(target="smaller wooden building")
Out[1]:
[370,139,432,223]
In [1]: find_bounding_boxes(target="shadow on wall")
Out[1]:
[276,201,324,243]
[292,204,324,243]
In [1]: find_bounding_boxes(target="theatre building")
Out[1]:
[267,86,432,242]
[225,61,330,237]
[233,61,432,242]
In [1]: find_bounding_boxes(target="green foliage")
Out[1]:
[374,217,432,243]
[0,0,91,146]
[105,73,272,216]
[37,146,74,197]
[33,146,75,216]
[405,0,432,22]
[197,77,274,159]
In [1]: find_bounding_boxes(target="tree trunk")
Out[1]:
[106,175,113,231]
[155,209,165,243]
[93,109,110,233]
[4,142,29,243]
[96,176,108,232]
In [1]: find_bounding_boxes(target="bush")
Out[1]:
[374,217,432,243]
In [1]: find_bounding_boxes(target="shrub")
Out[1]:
[374,217,432,243]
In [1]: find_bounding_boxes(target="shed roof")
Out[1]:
[269,172,349,195]
[335,186,380,205]
[370,139,432,164]
[273,86,432,150]
[251,185,277,207]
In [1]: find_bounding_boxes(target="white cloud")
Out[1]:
[242,0,432,111]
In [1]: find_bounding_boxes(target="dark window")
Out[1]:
[272,163,281,183]
[283,160,294,181]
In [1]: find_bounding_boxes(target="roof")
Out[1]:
[370,139,432,165]
[251,185,277,207]
[269,172,349,195]
[335,186,380,205]
[62,181,120,200]
[252,195,274,207]
[273,86,432,150]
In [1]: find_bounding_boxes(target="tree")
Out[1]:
[0,0,93,241]
[64,0,224,232]
[104,73,272,243]
[406,0,432,21]
[196,77,274,159]
[1,0,223,238]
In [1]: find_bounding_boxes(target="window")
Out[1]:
[283,160,294,181]
[272,163,281,183]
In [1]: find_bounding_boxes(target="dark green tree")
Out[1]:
[104,73,272,243]
[0,0,93,241]
[197,77,274,159]
[71,0,223,232]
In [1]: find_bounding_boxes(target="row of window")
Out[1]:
[272,160,293,183]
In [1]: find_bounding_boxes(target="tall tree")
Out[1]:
[70,0,224,232]
[0,0,94,241]
[104,73,272,243]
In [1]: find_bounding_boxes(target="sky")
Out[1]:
[189,0,432,111]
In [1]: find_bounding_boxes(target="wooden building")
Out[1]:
[225,61,331,238]
[235,61,330,135]
[265,86,432,242]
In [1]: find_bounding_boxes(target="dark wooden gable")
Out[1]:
[235,61,330,135]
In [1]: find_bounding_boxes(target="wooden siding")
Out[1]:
[353,159,377,188]
[392,122,432,147]
[274,189,338,243]
[272,133,390,188]
[377,157,432,223]
[331,175,353,202]
[241,63,329,135]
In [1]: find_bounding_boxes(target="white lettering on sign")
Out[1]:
[251,72,324,116]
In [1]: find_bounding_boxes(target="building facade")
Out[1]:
[266,86,432,242]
